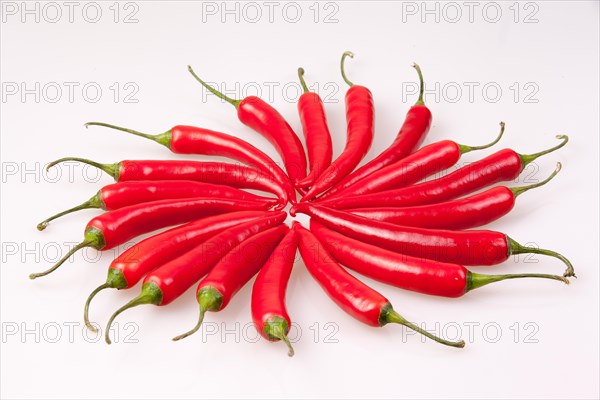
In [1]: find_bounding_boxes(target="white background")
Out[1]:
[1,1,599,399]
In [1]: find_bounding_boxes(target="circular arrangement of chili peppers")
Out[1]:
[33,51,574,356]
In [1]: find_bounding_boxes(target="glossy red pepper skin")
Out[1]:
[292,203,510,266]
[237,96,307,183]
[322,103,431,200]
[251,228,298,341]
[301,86,374,200]
[31,197,277,281]
[143,213,287,305]
[348,186,516,230]
[320,140,460,201]
[109,211,270,288]
[100,180,273,210]
[83,211,271,331]
[295,224,385,327]
[114,160,288,208]
[38,179,274,231]
[104,213,288,343]
[86,122,294,196]
[87,197,276,250]
[196,225,290,309]
[310,222,468,298]
[49,158,289,208]
[310,221,568,297]
[169,125,295,197]
[346,162,563,229]
[319,148,523,209]
[295,223,466,348]
[295,92,333,188]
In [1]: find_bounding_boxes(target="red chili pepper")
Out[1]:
[294,223,464,348]
[320,122,505,201]
[294,68,333,189]
[349,163,561,230]
[37,180,276,231]
[83,211,278,331]
[104,214,287,344]
[310,221,568,298]
[188,65,307,184]
[290,203,575,277]
[251,227,298,356]
[319,135,568,209]
[46,158,288,209]
[84,122,295,200]
[173,225,290,341]
[320,62,431,200]
[29,197,275,280]
[300,52,374,201]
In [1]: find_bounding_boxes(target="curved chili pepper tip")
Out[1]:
[85,121,172,148]
[105,282,163,345]
[83,283,110,332]
[341,51,355,87]
[291,221,302,229]
[458,121,506,154]
[187,65,241,108]
[172,287,223,341]
[296,186,308,196]
[511,162,561,198]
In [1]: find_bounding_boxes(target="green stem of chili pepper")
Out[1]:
[84,270,128,332]
[457,121,506,154]
[104,282,163,344]
[187,65,241,108]
[298,68,309,93]
[37,194,105,231]
[340,51,355,87]
[172,286,223,341]
[85,122,172,147]
[263,316,295,357]
[83,283,110,332]
[466,272,568,292]
[46,157,120,180]
[412,62,425,105]
[520,135,569,168]
[379,304,465,348]
[508,236,576,278]
[511,162,562,198]
[29,227,105,279]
